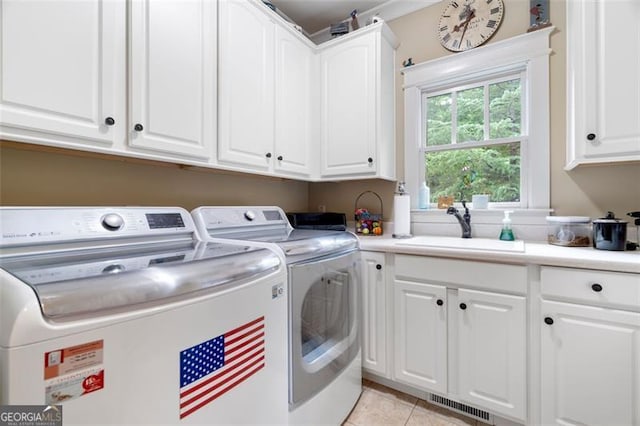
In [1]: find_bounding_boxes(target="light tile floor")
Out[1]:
[344,380,489,426]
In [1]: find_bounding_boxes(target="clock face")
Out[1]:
[438,0,505,52]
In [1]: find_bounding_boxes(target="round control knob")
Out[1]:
[376,264,382,270]
[277,155,283,161]
[134,123,144,132]
[587,133,596,141]
[544,317,554,325]
[101,213,124,231]
[459,303,467,310]
[591,283,603,292]
[436,299,444,306]
[244,211,256,221]
[105,117,115,126]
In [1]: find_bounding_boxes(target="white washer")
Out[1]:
[0,207,288,425]
[191,206,362,425]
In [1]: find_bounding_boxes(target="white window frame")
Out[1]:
[403,27,553,212]
[421,71,527,208]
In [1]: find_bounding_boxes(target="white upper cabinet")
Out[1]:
[274,26,315,177]
[318,25,397,180]
[0,0,126,148]
[1,0,396,181]
[218,0,315,178]
[566,0,640,168]
[128,0,216,160]
[218,0,275,171]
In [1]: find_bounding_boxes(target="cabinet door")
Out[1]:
[0,0,125,148]
[457,288,526,421]
[218,0,274,170]
[129,0,215,160]
[567,0,640,167]
[394,279,447,393]
[274,27,313,177]
[320,32,376,177]
[361,252,387,376]
[541,300,640,426]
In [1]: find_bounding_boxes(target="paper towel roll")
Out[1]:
[393,194,411,237]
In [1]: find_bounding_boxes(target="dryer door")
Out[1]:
[288,250,360,406]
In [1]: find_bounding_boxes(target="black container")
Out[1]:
[593,211,628,251]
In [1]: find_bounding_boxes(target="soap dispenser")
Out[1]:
[499,211,515,241]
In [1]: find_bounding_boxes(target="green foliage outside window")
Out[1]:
[424,79,522,203]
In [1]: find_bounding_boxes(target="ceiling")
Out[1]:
[269,0,392,35]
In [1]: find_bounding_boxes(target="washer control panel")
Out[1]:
[0,207,195,247]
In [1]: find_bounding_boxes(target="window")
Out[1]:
[423,73,525,206]
[403,29,552,211]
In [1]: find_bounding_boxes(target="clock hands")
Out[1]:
[458,9,476,47]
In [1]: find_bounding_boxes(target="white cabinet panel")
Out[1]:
[541,300,640,426]
[0,0,125,147]
[361,252,387,376]
[129,0,215,160]
[458,289,526,421]
[218,0,274,170]
[274,27,313,177]
[566,0,640,168]
[318,24,396,180]
[320,32,376,177]
[393,279,447,394]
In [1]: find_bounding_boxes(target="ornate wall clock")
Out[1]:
[438,0,505,52]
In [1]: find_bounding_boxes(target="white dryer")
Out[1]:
[191,206,362,425]
[0,207,288,425]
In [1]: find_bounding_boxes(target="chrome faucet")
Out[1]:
[447,200,472,238]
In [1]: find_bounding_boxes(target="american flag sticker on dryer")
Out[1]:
[179,316,266,419]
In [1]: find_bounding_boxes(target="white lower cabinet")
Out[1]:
[393,279,447,393]
[540,266,640,426]
[360,251,388,376]
[393,255,527,422]
[457,288,526,420]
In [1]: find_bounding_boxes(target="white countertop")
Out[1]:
[358,235,640,274]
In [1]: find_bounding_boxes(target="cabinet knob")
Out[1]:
[367,157,373,164]
[375,264,382,270]
[544,317,554,325]
[266,152,272,158]
[104,117,115,126]
[459,303,467,310]
[134,123,144,132]
[591,283,603,292]
[436,299,444,306]
[586,133,596,141]
[277,155,283,161]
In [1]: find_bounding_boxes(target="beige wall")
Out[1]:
[310,0,640,220]
[0,143,309,212]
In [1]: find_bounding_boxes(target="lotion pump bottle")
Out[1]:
[418,182,430,209]
[499,210,515,241]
